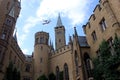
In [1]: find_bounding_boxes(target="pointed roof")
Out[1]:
[8,1,15,17]
[13,29,17,42]
[56,13,63,27]
[9,6,15,17]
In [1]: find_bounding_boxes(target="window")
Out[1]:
[98,5,102,11]
[40,37,44,44]
[46,38,48,44]
[100,18,107,32]
[96,50,101,60]
[1,33,6,40]
[57,31,62,34]
[35,38,38,44]
[93,14,96,20]
[0,46,2,58]
[59,39,61,42]
[9,51,12,60]
[91,31,97,41]
[14,56,16,64]
[25,64,31,72]
[56,66,60,80]
[64,63,69,80]
[40,58,42,63]
[5,18,13,26]
[107,37,114,55]
[75,51,79,76]
[84,53,93,78]
[41,46,43,50]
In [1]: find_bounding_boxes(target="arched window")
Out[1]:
[40,37,44,44]
[64,63,69,80]
[25,64,31,72]
[84,53,93,78]
[56,66,59,80]
[74,51,79,76]
[35,38,38,44]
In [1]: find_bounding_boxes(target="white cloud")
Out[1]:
[19,0,95,42]
[22,48,29,55]
[36,0,95,25]
[17,0,97,55]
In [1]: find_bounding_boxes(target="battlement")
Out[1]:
[88,4,102,23]
[55,26,65,30]
[49,44,72,58]
[35,31,49,45]
[35,31,49,38]
[83,3,103,34]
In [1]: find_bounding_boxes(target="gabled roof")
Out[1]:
[78,36,89,47]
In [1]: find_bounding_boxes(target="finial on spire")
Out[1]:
[74,26,78,36]
[56,13,63,27]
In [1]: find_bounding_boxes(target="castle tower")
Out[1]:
[33,31,49,80]
[55,14,66,49]
[0,0,21,70]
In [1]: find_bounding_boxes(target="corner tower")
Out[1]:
[55,14,66,49]
[0,0,21,69]
[33,31,49,80]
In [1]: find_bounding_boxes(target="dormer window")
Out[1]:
[5,18,13,26]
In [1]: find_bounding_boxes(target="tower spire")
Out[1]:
[56,13,63,27]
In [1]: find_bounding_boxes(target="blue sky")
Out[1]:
[15,0,99,55]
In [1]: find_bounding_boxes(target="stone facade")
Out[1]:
[0,0,119,80]
[83,0,120,58]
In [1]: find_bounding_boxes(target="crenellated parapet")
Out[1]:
[49,44,72,58]
[83,0,120,35]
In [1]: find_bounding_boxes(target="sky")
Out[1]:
[16,0,99,55]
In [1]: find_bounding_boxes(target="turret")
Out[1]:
[0,0,21,69]
[55,14,66,50]
[33,31,49,80]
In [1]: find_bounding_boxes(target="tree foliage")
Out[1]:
[59,71,63,80]
[48,73,56,80]
[93,35,120,80]
[37,74,48,80]
[4,62,21,80]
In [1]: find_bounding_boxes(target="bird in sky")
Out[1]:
[42,19,51,25]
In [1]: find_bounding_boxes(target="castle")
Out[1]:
[0,0,120,80]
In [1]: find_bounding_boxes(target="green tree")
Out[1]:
[59,71,63,80]
[114,34,120,56]
[5,62,14,80]
[4,62,21,80]
[93,36,120,80]
[48,73,56,80]
[37,74,48,80]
